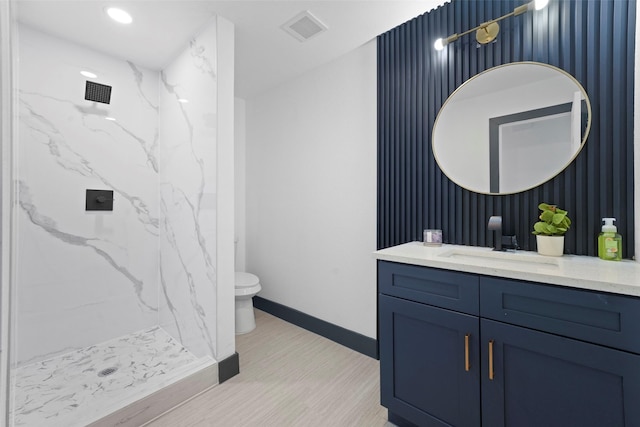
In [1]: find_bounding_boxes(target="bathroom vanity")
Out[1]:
[375,242,640,427]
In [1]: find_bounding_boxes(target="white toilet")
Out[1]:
[235,271,261,334]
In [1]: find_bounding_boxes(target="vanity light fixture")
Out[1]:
[177,98,189,103]
[105,117,116,121]
[105,7,133,24]
[434,0,549,51]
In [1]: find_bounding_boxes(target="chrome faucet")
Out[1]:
[488,216,519,251]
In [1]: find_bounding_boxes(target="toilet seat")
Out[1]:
[235,272,261,297]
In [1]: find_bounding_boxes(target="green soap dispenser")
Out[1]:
[598,218,622,261]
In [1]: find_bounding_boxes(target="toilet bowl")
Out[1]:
[235,272,261,334]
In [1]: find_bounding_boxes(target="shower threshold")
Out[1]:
[12,327,217,427]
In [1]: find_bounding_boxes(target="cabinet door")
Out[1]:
[481,319,640,427]
[380,295,480,427]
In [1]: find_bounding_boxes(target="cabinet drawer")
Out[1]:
[379,261,479,315]
[480,277,640,354]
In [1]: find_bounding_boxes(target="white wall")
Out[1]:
[235,98,246,272]
[245,40,377,338]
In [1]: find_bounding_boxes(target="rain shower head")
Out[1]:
[85,80,112,104]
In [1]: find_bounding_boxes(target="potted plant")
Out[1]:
[532,203,571,256]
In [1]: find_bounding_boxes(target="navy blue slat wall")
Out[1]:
[377,0,635,258]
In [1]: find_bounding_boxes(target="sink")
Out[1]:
[438,248,560,267]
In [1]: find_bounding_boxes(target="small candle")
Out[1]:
[423,229,443,246]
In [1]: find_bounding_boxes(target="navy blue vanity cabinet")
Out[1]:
[378,260,640,427]
[480,319,640,427]
[480,276,640,427]
[378,261,481,427]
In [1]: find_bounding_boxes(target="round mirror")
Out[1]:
[433,62,591,195]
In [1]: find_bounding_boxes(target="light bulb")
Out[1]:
[434,38,445,51]
[534,0,549,10]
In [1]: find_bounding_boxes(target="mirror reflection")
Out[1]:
[433,62,591,195]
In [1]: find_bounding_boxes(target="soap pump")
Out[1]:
[598,218,622,261]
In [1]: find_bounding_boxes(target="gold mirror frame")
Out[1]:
[432,61,592,195]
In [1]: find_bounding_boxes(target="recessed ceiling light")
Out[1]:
[80,71,97,79]
[177,98,189,103]
[106,7,132,24]
[105,117,116,121]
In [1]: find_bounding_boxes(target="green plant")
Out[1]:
[532,203,571,236]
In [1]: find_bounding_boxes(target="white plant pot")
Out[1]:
[536,235,565,257]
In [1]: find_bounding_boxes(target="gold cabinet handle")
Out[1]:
[489,340,495,380]
[464,334,470,371]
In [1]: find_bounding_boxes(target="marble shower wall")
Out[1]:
[158,19,219,359]
[16,25,160,365]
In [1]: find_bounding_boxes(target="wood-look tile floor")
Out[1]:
[147,309,391,427]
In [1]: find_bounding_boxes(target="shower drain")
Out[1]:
[98,367,118,377]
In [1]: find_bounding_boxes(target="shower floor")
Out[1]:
[12,327,214,427]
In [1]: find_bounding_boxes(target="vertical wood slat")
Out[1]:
[627,1,637,255]
[377,0,635,258]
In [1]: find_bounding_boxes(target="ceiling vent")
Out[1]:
[281,11,328,42]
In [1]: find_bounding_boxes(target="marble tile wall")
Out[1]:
[16,17,222,365]
[16,25,160,365]
[158,19,219,359]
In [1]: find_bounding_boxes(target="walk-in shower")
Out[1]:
[3,3,237,425]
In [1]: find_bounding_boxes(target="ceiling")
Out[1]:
[16,0,447,99]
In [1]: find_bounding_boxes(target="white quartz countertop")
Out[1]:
[374,242,640,297]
